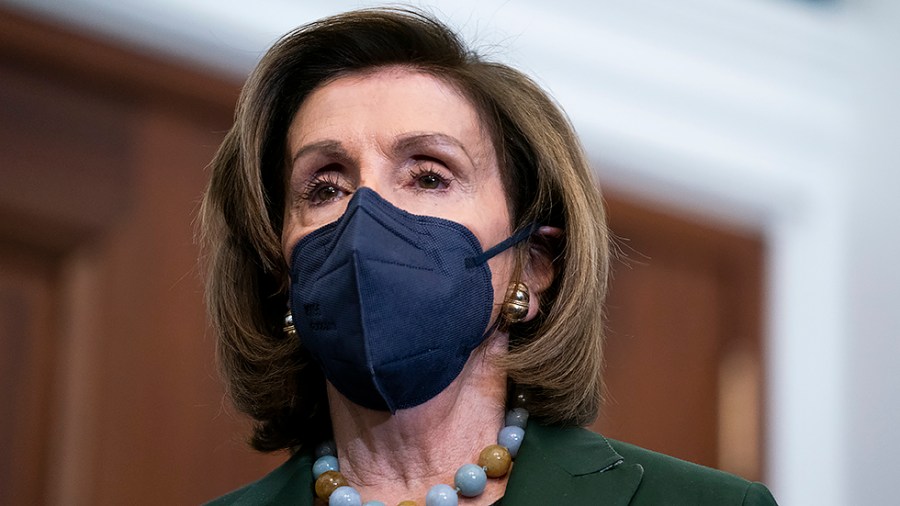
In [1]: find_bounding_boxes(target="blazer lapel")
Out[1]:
[502,423,643,506]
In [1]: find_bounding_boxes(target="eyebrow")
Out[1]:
[291,132,474,167]
[290,140,349,167]
[394,132,472,161]
[396,133,479,174]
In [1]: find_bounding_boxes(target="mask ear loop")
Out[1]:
[466,223,538,340]
[464,223,538,268]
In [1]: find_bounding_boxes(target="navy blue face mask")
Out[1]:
[289,187,533,412]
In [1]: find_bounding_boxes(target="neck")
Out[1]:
[327,337,509,505]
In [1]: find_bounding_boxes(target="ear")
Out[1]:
[522,226,562,322]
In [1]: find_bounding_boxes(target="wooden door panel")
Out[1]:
[0,65,131,252]
[0,9,283,505]
[594,195,765,480]
[0,247,57,506]
[598,250,722,466]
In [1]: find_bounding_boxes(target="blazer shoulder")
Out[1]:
[204,486,248,506]
[202,452,314,506]
[608,439,778,506]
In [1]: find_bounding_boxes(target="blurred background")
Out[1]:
[0,0,897,504]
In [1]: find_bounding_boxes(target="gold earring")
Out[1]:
[501,282,530,324]
[283,310,297,338]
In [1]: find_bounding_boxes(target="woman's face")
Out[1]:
[282,67,515,316]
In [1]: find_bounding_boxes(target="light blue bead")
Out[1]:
[454,463,487,497]
[425,483,458,506]
[315,440,337,458]
[313,455,339,478]
[329,486,362,506]
[505,407,529,428]
[362,502,386,506]
[498,425,525,458]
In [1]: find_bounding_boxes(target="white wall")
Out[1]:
[845,2,900,504]
[4,0,898,503]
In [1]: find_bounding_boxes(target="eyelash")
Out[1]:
[298,173,345,205]
[407,160,453,191]
[296,159,454,206]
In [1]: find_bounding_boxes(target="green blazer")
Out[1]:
[206,423,777,505]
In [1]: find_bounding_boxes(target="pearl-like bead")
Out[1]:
[313,455,340,478]
[315,470,348,500]
[478,445,512,478]
[425,483,458,506]
[512,390,528,408]
[316,440,337,458]
[498,425,525,458]
[454,463,487,497]
[328,486,362,506]
[505,407,528,428]
[362,501,386,506]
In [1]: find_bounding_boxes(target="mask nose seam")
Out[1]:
[353,249,396,413]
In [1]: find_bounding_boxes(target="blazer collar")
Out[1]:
[501,423,644,506]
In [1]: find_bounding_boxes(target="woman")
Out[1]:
[201,8,777,506]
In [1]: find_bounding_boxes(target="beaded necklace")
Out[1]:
[312,407,528,506]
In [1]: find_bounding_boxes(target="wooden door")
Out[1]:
[0,9,282,505]
[593,194,765,481]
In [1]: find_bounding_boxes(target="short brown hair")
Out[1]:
[200,8,609,452]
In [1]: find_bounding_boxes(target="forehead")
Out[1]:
[288,67,494,153]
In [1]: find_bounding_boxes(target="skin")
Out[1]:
[282,67,552,505]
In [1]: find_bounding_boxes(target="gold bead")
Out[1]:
[314,470,347,500]
[397,501,418,506]
[501,282,530,323]
[478,444,512,478]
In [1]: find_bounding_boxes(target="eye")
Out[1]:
[298,172,347,205]
[313,184,340,202]
[409,159,452,191]
[417,172,442,190]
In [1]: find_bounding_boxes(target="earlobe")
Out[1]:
[522,225,562,322]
